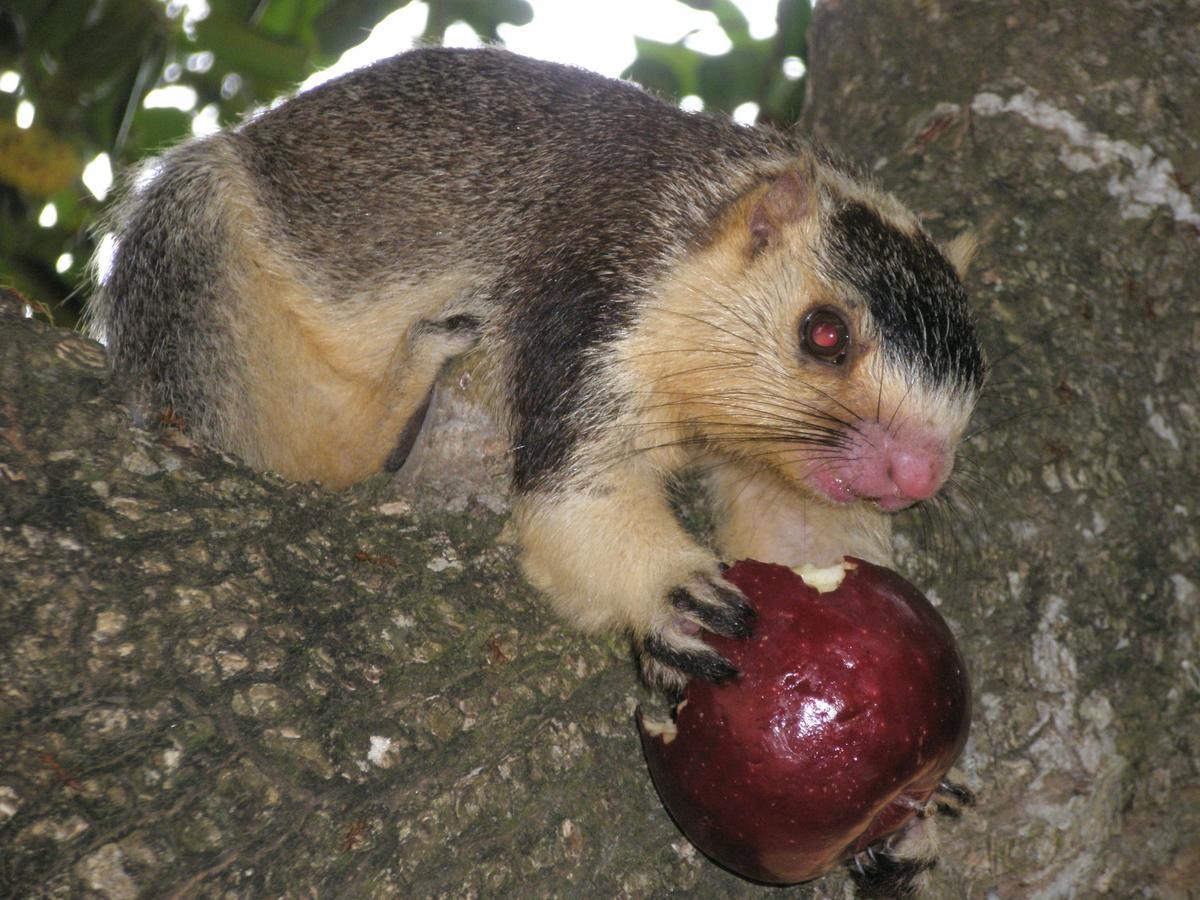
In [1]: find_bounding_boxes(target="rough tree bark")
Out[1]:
[1,1,1197,897]
[801,0,1200,896]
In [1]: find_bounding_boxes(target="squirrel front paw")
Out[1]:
[636,571,756,696]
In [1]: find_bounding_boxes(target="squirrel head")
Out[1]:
[626,158,985,512]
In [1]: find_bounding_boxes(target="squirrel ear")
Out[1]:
[944,230,978,279]
[748,162,817,255]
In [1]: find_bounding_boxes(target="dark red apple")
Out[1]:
[638,557,970,885]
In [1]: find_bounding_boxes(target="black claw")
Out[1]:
[668,579,756,639]
[847,844,933,899]
[937,779,975,808]
[665,685,686,711]
[642,633,738,684]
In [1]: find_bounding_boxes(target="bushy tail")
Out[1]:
[88,136,247,444]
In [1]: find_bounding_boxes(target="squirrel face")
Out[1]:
[625,162,983,513]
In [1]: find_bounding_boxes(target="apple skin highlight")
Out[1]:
[638,558,971,885]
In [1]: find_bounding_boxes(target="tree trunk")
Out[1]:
[803,0,1200,896]
[2,1,1197,897]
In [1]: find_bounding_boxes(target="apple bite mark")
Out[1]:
[793,560,850,592]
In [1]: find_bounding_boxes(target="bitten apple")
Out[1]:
[637,557,970,885]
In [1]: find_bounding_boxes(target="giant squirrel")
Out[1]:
[91,46,985,896]
[91,46,982,730]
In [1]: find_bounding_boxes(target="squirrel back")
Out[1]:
[93,48,821,487]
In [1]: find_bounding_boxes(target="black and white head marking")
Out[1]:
[822,202,984,396]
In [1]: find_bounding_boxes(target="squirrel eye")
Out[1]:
[802,309,850,363]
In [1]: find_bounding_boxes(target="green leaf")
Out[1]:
[696,40,773,113]
[762,74,805,127]
[193,11,313,91]
[777,0,811,62]
[678,0,752,44]
[425,0,534,43]
[312,0,412,56]
[47,184,85,232]
[625,36,700,101]
[27,0,165,134]
[19,0,92,57]
[126,106,194,157]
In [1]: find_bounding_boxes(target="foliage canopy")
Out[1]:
[0,0,809,325]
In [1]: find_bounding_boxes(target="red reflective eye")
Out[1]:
[810,319,841,348]
[802,309,850,363]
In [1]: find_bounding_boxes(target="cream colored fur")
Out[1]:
[708,464,893,567]
[514,472,719,637]
[203,152,477,488]
[512,162,972,641]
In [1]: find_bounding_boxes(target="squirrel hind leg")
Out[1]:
[95,138,483,490]
[847,780,973,898]
[227,278,482,488]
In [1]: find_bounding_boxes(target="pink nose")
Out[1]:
[836,422,952,509]
[888,448,944,502]
[803,422,955,510]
